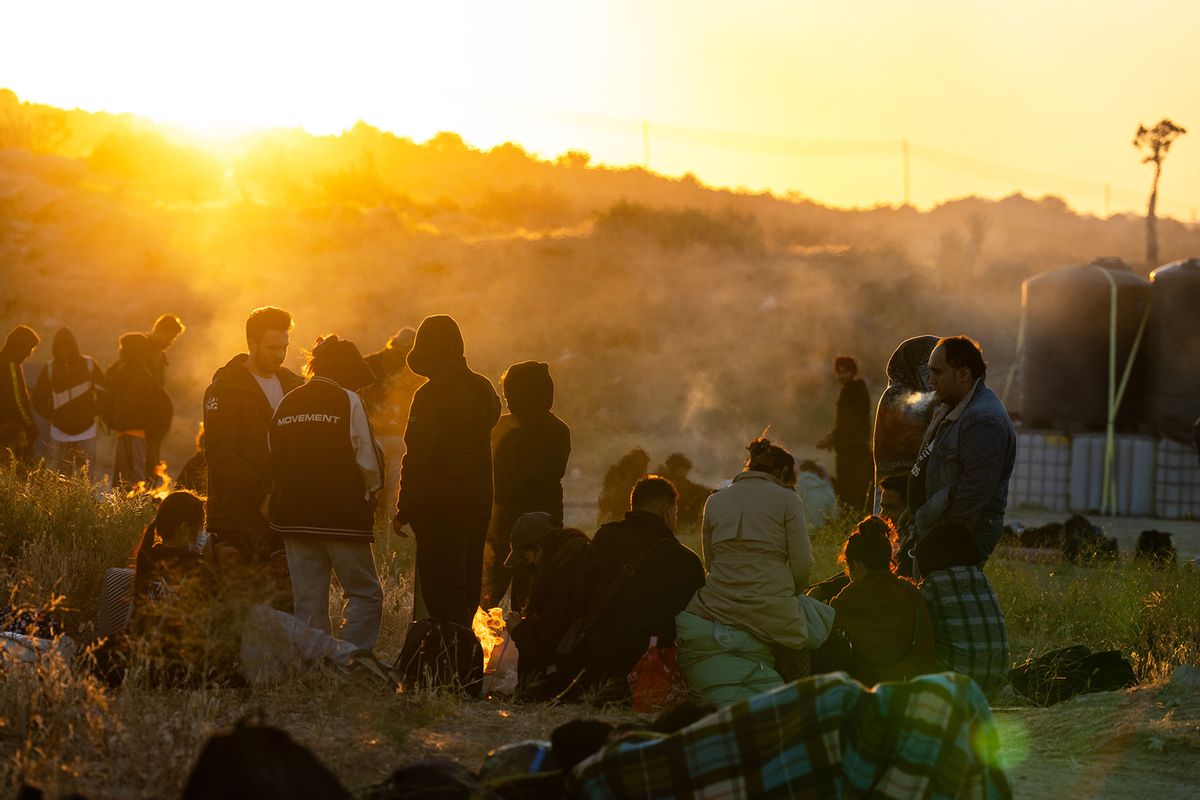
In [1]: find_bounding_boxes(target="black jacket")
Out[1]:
[0,356,38,445]
[510,528,589,690]
[105,360,172,438]
[493,411,571,519]
[577,512,706,687]
[269,377,381,541]
[203,355,303,533]
[395,318,500,522]
[834,378,872,455]
[33,356,107,436]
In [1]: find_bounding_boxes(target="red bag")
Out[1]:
[628,636,689,713]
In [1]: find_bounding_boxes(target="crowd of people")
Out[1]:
[1,310,1021,710]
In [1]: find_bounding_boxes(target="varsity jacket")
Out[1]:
[268,376,383,541]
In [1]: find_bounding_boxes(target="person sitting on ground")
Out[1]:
[795,459,837,529]
[596,447,650,526]
[502,512,589,700]
[916,520,1010,699]
[676,438,833,707]
[175,423,207,496]
[481,361,572,610]
[269,335,385,653]
[572,476,705,700]
[106,332,173,489]
[812,516,938,686]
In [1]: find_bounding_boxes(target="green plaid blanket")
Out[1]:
[568,671,1011,800]
[921,566,1010,699]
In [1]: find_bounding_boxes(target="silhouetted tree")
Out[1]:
[1133,119,1186,267]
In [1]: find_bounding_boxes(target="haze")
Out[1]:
[3,0,1197,217]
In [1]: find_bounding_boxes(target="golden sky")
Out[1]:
[3,0,1197,218]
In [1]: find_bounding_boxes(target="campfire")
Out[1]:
[473,606,508,673]
[127,461,173,500]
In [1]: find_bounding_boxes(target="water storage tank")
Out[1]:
[1019,258,1150,431]
[1146,258,1200,436]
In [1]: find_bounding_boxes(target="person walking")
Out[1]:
[269,336,385,651]
[32,328,107,475]
[392,315,501,630]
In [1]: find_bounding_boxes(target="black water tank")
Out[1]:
[1019,258,1151,431]
[1147,258,1200,436]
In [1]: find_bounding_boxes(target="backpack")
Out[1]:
[1009,645,1137,706]
[395,618,485,698]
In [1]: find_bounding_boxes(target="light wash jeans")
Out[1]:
[284,536,383,651]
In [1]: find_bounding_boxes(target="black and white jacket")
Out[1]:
[268,376,383,541]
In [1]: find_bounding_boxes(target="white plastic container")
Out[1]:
[1154,438,1200,520]
[1008,430,1071,513]
[1069,434,1155,515]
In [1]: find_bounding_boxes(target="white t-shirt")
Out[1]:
[253,373,285,410]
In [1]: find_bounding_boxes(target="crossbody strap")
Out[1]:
[586,538,670,625]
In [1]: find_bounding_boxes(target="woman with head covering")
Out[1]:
[0,325,41,462]
[32,327,108,475]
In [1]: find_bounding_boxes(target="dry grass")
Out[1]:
[1,466,1198,798]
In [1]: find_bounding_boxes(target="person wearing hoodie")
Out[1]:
[106,332,173,489]
[392,315,501,630]
[0,325,41,463]
[269,335,385,651]
[143,313,185,489]
[32,328,108,475]
[203,307,303,568]
[480,361,571,610]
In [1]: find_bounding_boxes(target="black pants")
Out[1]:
[835,448,874,513]
[413,508,490,630]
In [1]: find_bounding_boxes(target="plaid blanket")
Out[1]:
[569,671,1010,800]
[920,567,1009,698]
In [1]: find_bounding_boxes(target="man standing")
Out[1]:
[392,315,501,630]
[817,356,874,512]
[911,336,1016,562]
[0,325,41,462]
[204,307,303,568]
[106,333,172,489]
[269,335,384,651]
[145,313,185,487]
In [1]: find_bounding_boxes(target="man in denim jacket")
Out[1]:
[911,337,1016,561]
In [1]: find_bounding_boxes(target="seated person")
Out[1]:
[796,460,838,529]
[812,517,938,685]
[573,476,704,699]
[916,521,1010,699]
[502,512,590,700]
[677,438,834,707]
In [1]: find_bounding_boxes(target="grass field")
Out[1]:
[1,464,1198,798]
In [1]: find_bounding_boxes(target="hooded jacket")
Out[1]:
[33,345,107,439]
[0,327,40,445]
[203,354,303,532]
[395,316,501,521]
[493,361,571,518]
[105,334,173,439]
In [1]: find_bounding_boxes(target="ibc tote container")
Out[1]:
[1007,430,1071,513]
[1068,433,1155,515]
[1154,438,1200,519]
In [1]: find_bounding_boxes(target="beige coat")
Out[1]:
[687,470,829,649]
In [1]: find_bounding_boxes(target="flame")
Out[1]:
[473,606,507,672]
[127,461,173,500]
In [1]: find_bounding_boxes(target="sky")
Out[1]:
[2,0,1198,218]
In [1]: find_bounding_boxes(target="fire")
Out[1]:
[473,606,507,672]
[127,461,173,500]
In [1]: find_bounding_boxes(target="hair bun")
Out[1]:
[748,438,772,456]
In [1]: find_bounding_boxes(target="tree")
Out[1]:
[1133,119,1186,267]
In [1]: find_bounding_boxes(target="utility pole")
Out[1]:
[1104,183,1112,217]
[902,139,911,206]
[642,120,650,170]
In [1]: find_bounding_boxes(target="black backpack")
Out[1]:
[395,618,485,698]
[1009,645,1137,706]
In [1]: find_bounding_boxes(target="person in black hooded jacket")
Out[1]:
[203,307,303,568]
[480,361,571,610]
[0,325,41,463]
[33,327,107,475]
[106,332,173,489]
[393,315,501,629]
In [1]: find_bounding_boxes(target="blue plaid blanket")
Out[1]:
[569,672,1011,800]
[920,567,1009,698]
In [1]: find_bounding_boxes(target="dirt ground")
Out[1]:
[994,669,1200,799]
